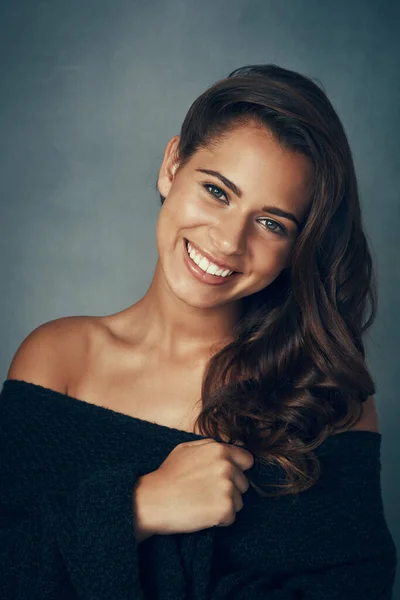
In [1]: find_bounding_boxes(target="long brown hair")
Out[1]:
[158,64,377,497]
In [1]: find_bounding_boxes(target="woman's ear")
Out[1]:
[157,135,181,198]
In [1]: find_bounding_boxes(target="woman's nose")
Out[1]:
[208,215,248,257]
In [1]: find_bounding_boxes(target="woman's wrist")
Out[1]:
[132,473,158,544]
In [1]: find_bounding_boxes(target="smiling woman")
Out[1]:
[155,64,380,496]
[1,63,396,599]
[156,123,313,316]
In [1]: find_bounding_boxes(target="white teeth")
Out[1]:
[206,263,219,275]
[186,241,233,277]
[199,257,209,271]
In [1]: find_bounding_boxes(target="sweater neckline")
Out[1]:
[3,378,210,441]
[2,378,382,446]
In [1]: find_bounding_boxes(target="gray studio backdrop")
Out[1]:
[1,0,399,594]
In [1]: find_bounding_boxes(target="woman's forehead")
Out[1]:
[188,127,314,216]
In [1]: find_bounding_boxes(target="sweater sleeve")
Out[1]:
[190,431,398,600]
[0,464,147,600]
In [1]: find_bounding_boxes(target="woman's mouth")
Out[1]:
[183,239,240,286]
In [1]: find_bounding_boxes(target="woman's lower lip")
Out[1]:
[183,239,238,286]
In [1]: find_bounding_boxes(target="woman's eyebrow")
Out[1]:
[195,168,301,229]
[196,168,243,197]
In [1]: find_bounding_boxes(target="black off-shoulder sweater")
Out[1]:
[0,379,397,599]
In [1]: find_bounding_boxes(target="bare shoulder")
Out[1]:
[350,395,380,433]
[333,395,380,435]
[7,315,102,393]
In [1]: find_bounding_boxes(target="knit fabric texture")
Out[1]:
[0,378,397,599]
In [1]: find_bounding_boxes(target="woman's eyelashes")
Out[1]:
[203,182,228,203]
[202,182,288,237]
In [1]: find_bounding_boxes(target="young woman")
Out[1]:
[1,64,397,599]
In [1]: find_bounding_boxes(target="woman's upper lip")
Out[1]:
[186,239,241,273]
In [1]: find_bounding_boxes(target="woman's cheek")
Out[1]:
[183,197,216,225]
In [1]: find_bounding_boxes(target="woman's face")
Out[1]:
[156,123,313,309]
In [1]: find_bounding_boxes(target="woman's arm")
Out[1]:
[1,322,151,599]
[0,464,149,600]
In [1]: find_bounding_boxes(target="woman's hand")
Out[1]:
[133,438,254,540]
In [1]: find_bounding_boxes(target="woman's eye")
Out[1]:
[260,218,287,236]
[203,183,228,203]
[203,183,287,236]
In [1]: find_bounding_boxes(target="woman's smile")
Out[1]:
[183,238,241,286]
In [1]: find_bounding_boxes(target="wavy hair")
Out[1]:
[158,64,377,497]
